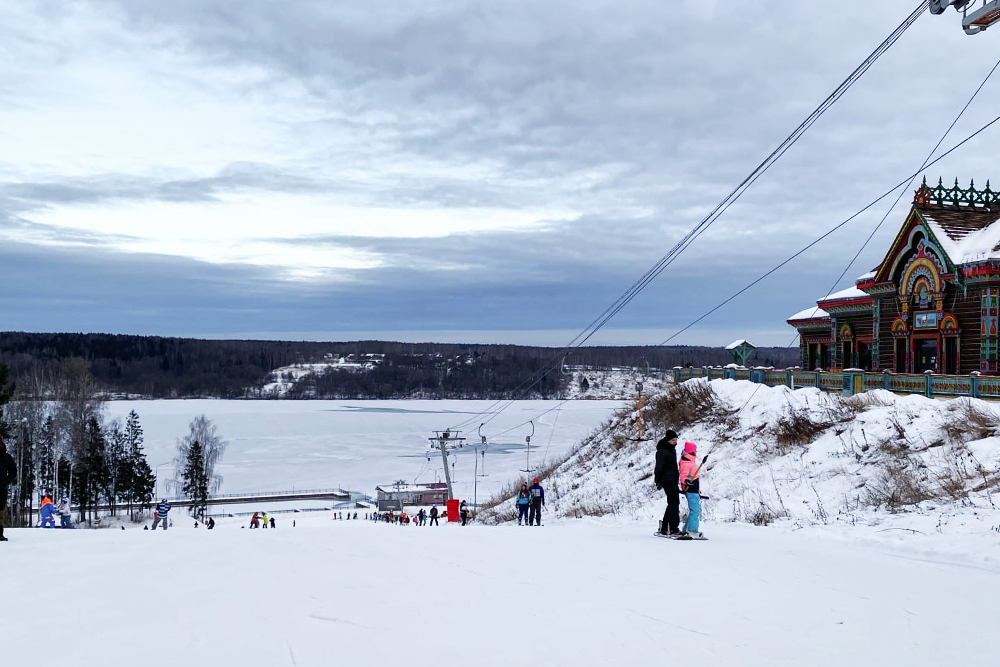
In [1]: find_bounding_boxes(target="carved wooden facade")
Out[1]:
[789,178,1000,375]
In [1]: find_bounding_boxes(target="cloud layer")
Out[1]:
[2,1,999,345]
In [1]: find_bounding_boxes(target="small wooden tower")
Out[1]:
[725,339,755,366]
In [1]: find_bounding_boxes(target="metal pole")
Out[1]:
[439,437,454,501]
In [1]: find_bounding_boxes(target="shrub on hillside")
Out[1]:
[647,380,730,431]
[942,400,999,444]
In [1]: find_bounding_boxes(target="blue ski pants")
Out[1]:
[684,492,701,534]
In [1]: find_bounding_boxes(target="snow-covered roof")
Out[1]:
[787,306,829,322]
[818,286,868,303]
[724,339,754,350]
[376,483,447,495]
[919,206,1000,266]
[856,270,876,281]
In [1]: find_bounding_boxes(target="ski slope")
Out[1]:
[2,516,999,666]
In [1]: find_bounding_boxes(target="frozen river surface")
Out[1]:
[105,399,624,502]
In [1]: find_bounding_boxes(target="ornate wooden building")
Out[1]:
[789,178,1000,375]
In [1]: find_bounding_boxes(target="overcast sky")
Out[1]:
[2,1,999,347]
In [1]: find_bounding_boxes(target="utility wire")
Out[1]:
[449,1,928,434]
[473,88,1000,447]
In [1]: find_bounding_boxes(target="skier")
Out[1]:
[57,496,74,528]
[0,437,17,542]
[39,494,56,528]
[654,429,681,536]
[150,499,172,531]
[460,500,469,526]
[429,505,439,526]
[528,478,544,526]
[678,442,703,538]
[516,483,531,525]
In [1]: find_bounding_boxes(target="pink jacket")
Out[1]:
[678,453,699,490]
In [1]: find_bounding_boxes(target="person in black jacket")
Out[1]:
[654,429,681,536]
[0,435,18,542]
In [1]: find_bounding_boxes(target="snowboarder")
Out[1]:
[460,500,469,526]
[678,442,703,538]
[516,483,531,525]
[0,436,17,542]
[654,429,681,536]
[57,496,74,528]
[528,478,544,526]
[429,505,439,526]
[39,494,56,528]
[150,499,172,531]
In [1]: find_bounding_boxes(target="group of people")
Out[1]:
[515,478,545,526]
[376,500,473,525]
[38,494,74,528]
[654,429,704,538]
[249,511,275,529]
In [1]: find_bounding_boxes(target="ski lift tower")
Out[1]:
[429,430,465,501]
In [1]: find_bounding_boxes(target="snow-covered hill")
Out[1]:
[480,378,1000,535]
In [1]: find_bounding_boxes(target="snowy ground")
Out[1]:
[7,385,1000,665]
[3,515,999,666]
[103,399,622,503]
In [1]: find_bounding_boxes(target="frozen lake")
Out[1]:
[104,399,624,504]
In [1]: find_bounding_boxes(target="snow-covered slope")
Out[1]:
[560,366,671,400]
[481,378,1000,535]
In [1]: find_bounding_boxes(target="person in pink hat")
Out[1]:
[677,442,703,538]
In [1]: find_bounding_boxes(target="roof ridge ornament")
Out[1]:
[914,176,998,210]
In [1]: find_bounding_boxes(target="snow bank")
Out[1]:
[485,378,1000,539]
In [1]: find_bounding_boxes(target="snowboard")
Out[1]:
[653,532,708,541]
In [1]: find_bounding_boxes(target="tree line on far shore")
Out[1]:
[0,331,799,400]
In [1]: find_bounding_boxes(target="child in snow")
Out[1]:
[39,494,56,528]
[678,442,702,537]
[516,484,531,525]
[57,496,74,529]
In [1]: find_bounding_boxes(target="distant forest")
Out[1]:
[0,331,799,399]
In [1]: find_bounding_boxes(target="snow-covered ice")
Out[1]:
[102,399,623,501]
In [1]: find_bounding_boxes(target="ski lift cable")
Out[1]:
[824,52,1000,296]
[487,74,1000,446]
[447,1,927,434]
[566,0,930,351]
[681,61,1000,424]
[657,111,1000,348]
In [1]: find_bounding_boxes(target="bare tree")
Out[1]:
[173,415,227,496]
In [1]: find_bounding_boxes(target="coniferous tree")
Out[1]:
[180,440,209,520]
[38,416,56,497]
[74,416,107,524]
[123,411,154,519]
[56,454,72,503]
[104,420,127,517]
